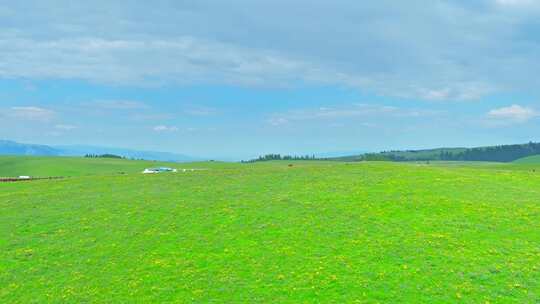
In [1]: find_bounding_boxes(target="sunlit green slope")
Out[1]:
[513,155,540,164]
[0,155,180,177]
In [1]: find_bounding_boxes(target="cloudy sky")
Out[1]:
[1,0,539,159]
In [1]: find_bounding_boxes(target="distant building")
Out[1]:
[142,167,177,174]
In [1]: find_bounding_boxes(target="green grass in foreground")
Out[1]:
[1,160,540,302]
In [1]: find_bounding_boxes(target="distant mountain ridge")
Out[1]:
[0,140,200,162]
[55,145,200,162]
[0,140,61,156]
[5,139,540,163]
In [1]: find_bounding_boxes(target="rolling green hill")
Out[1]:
[513,155,540,164]
[0,156,181,177]
[1,160,539,302]
[334,142,540,163]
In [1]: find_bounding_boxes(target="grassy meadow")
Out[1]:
[1,158,540,302]
[513,155,540,164]
[0,155,235,177]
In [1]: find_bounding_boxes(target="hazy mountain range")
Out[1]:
[4,139,539,163]
[0,140,201,162]
[0,140,60,156]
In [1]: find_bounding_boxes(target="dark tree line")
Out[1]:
[359,154,393,161]
[243,154,320,163]
[443,142,540,162]
[379,142,540,163]
[84,154,125,159]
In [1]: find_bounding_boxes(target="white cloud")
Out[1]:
[0,1,539,100]
[153,125,179,132]
[421,88,452,101]
[495,0,535,6]
[267,104,438,126]
[487,104,537,123]
[0,36,324,88]
[55,124,77,130]
[267,117,289,126]
[418,83,493,102]
[184,106,218,116]
[0,35,491,101]
[9,106,55,122]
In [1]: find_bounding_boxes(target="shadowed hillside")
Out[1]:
[334,142,540,163]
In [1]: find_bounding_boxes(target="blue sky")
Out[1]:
[1,0,539,159]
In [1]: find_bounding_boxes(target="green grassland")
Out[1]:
[417,160,540,172]
[0,155,234,177]
[513,154,540,164]
[1,158,540,302]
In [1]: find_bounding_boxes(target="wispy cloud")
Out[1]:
[184,106,218,116]
[54,124,77,130]
[267,104,437,126]
[495,0,536,7]
[487,104,537,123]
[417,83,493,102]
[9,106,55,122]
[1,1,539,100]
[268,117,289,126]
[153,125,179,132]
[0,36,325,88]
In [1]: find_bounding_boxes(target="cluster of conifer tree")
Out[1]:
[243,154,319,163]
[443,142,540,162]
[379,142,540,162]
[84,154,124,159]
